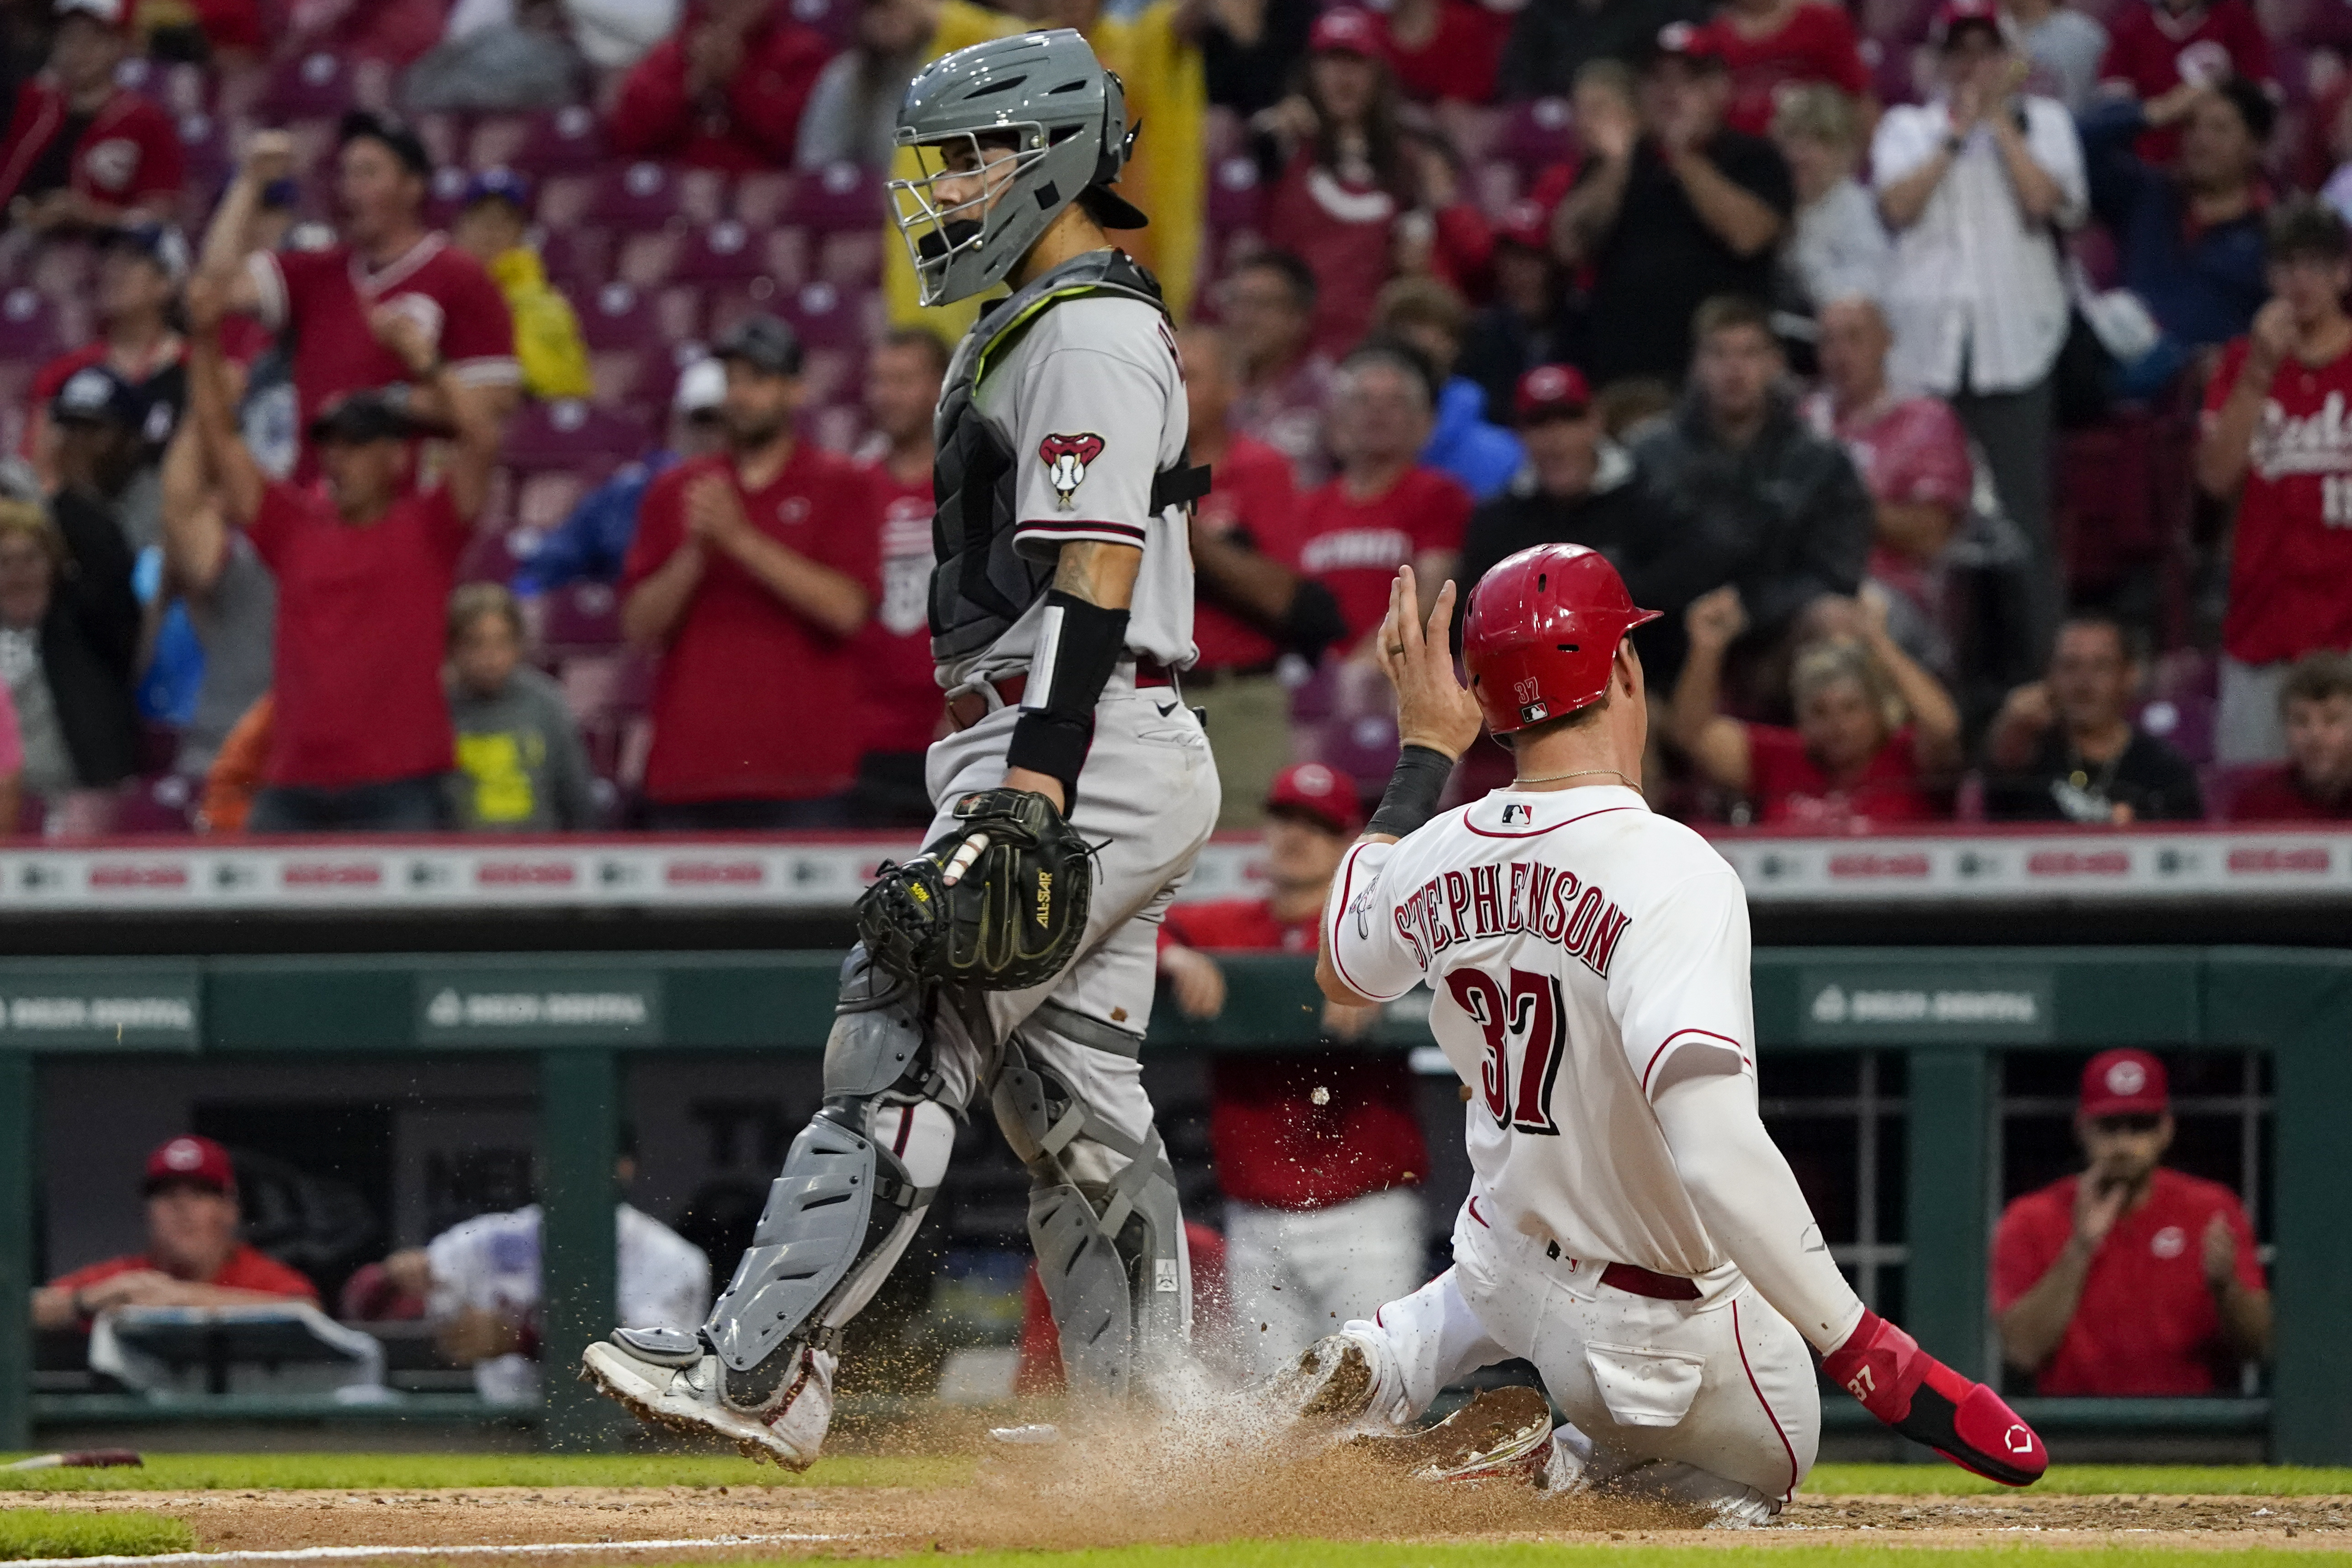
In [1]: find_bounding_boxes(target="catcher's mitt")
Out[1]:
[855,788,1093,991]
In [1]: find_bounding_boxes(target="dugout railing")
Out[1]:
[0,946,2343,1460]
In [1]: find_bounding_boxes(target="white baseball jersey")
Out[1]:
[953,290,1196,690]
[1324,784,1758,1283]
[423,1203,712,1333]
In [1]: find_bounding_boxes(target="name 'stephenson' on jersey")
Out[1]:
[1327,784,1758,1284]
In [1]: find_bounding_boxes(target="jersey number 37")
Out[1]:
[1445,966,1566,1135]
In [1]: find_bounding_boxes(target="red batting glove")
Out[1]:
[1821,1309,2047,1485]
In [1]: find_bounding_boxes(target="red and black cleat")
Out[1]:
[1821,1310,2047,1486]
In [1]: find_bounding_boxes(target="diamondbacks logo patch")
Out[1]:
[1039,433,1104,509]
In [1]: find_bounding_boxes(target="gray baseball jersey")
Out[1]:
[948,291,1195,693]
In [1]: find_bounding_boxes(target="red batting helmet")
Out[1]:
[1461,544,1660,734]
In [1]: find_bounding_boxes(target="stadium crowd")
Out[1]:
[0,0,2340,835]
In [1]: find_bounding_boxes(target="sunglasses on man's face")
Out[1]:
[2089,1113,2162,1136]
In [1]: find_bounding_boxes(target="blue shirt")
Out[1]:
[511,451,679,596]
[2079,100,2268,350]
[1421,377,1525,504]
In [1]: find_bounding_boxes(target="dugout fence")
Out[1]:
[0,946,2345,1460]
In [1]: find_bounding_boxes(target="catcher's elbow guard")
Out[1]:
[1822,1309,2047,1486]
[1006,591,1129,803]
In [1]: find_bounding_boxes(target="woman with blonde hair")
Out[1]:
[0,498,138,832]
[1774,84,1891,313]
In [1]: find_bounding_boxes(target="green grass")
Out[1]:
[0,1453,968,1493]
[671,1548,2351,1568]
[1806,1467,2352,1497]
[0,1454,2343,1501]
[0,1511,193,1559]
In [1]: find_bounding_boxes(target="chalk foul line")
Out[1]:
[4,1533,871,1568]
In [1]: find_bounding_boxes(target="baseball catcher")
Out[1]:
[582,28,1218,1465]
[1275,547,2045,1519]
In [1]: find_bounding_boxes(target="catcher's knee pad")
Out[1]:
[822,944,942,1100]
[992,1029,1186,1397]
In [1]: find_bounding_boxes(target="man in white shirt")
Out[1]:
[1275,547,2047,1521]
[1873,0,2086,660]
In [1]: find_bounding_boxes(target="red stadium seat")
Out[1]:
[786,161,885,231]
[542,162,726,231]
[2136,693,2217,766]
[733,171,795,227]
[622,219,796,291]
[503,400,653,474]
[256,50,363,122]
[1207,156,1263,233]
[515,469,592,537]
[578,282,700,353]
[1490,97,1575,173]
[536,224,614,292]
[542,583,624,653]
[776,280,870,349]
[0,288,62,363]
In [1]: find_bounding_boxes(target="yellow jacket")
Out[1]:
[884,2,1204,333]
[489,246,594,402]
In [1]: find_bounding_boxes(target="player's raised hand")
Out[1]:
[1375,565,1482,759]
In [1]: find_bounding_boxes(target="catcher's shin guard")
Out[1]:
[991,1018,1187,1398]
[702,946,955,1412]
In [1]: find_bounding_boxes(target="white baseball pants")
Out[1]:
[1226,1187,1431,1378]
[1348,1200,1821,1516]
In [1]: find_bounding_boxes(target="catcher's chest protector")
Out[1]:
[926,249,1185,663]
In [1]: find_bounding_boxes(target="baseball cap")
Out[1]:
[1265,762,1363,836]
[1929,0,2007,47]
[51,365,143,430]
[1644,19,1726,69]
[713,314,805,378]
[145,1135,235,1195]
[672,356,726,417]
[2079,1049,2170,1119]
[338,110,434,181]
[1309,6,1383,57]
[463,166,532,211]
[307,388,418,446]
[103,222,190,282]
[1493,198,1551,255]
[54,0,130,31]
[1514,363,1592,424]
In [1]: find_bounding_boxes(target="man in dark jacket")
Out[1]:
[1625,294,1872,692]
[1457,363,1672,670]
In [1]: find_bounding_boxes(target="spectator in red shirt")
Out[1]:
[1712,0,1873,138]
[853,326,950,829]
[2224,651,2352,821]
[1294,340,1474,658]
[1670,583,1960,826]
[1158,763,1430,1376]
[185,274,501,832]
[25,223,187,487]
[0,0,185,234]
[610,0,835,172]
[622,315,876,829]
[1994,1050,2269,1394]
[1181,324,1340,828]
[2097,0,2272,163]
[2196,201,2352,766]
[198,118,519,484]
[1218,251,1336,488]
[1380,0,1512,104]
[1803,296,1975,673]
[31,1135,317,1330]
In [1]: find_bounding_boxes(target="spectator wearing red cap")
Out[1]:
[609,0,836,172]
[0,0,185,234]
[1294,340,1473,654]
[1873,0,2085,664]
[1554,21,1795,387]
[2222,651,2352,821]
[1993,1051,2270,1395]
[31,1136,317,1330]
[1158,763,1429,1376]
[1254,8,1480,358]
[1711,0,1873,140]
[2196,201,2352,766]
[1178,324,1346,829]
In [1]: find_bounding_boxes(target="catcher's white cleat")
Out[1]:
[1348,1386,1558,1485]
[580,1328,833,1469]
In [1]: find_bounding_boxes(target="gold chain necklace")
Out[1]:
[1510,768,1643,793]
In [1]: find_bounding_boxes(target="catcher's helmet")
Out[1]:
[888,29,1146,307]
[1461,544,1660,734]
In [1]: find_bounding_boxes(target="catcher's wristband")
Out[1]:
[1006,590,1129,803]
[1367,744,1455,839]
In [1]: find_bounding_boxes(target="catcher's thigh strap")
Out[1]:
[991,1024,1186,1397]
